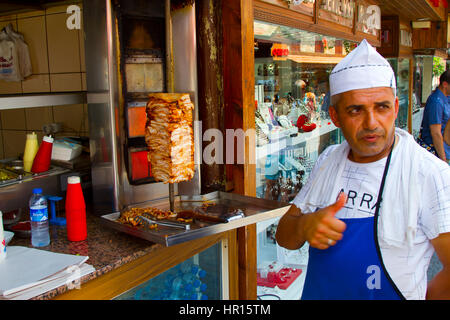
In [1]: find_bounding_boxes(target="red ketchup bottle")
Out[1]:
[65,176,87,241]
[31,135,54,173]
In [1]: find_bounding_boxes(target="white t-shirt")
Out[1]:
[292,137,450,300]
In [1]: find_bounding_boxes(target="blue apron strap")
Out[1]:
[372,135,405,300]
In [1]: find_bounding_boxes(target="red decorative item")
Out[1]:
[257,267,302,290]
[65,176,87,242]
[302,122,317,132]
[31,136,53,173]
[430,0,446,7]
[296,115,308,129]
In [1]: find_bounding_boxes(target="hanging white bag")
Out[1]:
[5,23,32,79]
[0,29,21,82]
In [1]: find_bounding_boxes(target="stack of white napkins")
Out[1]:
[51,138,82,161]
[0,246,95,300]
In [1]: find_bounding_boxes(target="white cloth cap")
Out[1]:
[329,39,396,96]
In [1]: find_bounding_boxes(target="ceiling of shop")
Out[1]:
[0,0,69,15]
[376,0,443,21]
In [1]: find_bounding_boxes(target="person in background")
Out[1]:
[275,39,450,300]
[418,70,450,162]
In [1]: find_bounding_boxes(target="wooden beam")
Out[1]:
[313,0,320,24]
[377,0,445,21]
[196,0,226,194]
[242,0,256,198]
[237,224,257,300]
[222,0,257,300]
[254,0,380,47]
[226,228,239,300]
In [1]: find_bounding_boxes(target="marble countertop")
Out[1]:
[7,213,163,300]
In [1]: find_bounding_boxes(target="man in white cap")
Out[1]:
[275,39,450,300]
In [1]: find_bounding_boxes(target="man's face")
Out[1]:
[442,81,450,96]
[329,87,399,163]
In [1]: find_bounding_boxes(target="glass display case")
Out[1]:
[253,20,354,300]
[113,242,223,300]
[254,21,350,203]
[256,216,309,300]
[387,58,410,131]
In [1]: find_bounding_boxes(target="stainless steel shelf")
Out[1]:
[0,92,86,110]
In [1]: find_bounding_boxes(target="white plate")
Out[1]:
[4,231,14,245]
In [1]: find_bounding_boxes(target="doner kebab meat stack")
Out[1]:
[145,93,195,183]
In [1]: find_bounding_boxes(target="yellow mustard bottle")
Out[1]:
[23,132,39,172]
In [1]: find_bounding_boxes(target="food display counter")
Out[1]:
[4,192,288,300]
[113,241,224,300]
[5,211,231,300]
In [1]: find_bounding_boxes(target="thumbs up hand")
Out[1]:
[303,192,347,250]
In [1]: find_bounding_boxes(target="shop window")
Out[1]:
[254,21,353,203]
[387,58,410,131]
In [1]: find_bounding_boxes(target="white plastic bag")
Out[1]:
[0,30,21,82]
[4,24,32,79]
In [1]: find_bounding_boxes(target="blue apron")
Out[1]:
[301,137,405,300]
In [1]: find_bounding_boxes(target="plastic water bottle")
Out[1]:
[29,188,50,247]
[198,268,206,279]
[171,276,185,292]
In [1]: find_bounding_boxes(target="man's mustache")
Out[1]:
[356,129,385,139]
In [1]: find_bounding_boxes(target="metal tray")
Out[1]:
[100,191,290,246]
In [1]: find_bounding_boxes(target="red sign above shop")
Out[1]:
[429,0,448,8]
[271,43,289,60]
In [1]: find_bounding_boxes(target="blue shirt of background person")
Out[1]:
[321,91,330,114]
[420,72,450,161]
